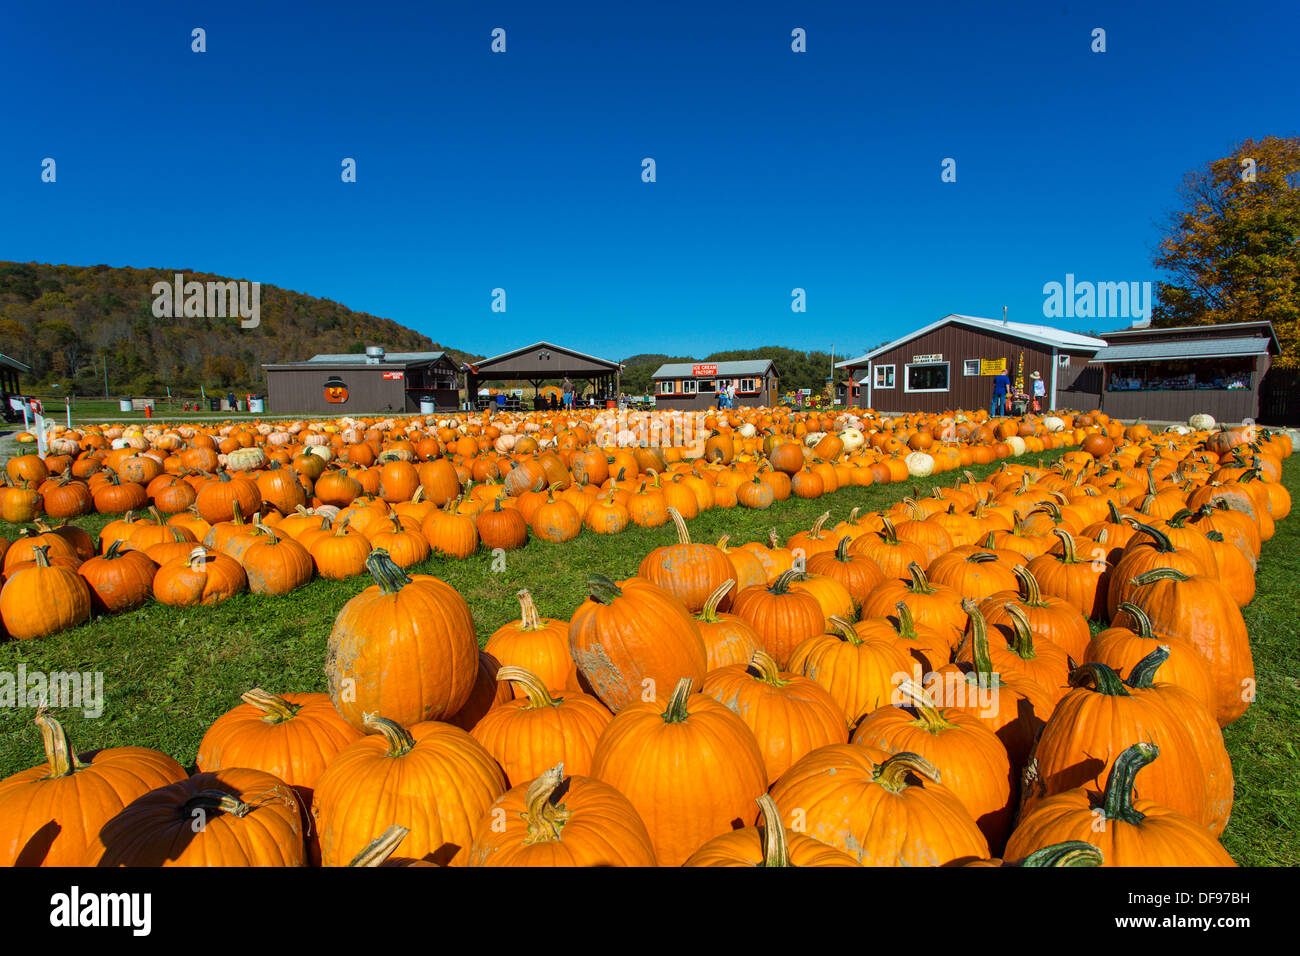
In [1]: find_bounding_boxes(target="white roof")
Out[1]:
[836,314,1108,368]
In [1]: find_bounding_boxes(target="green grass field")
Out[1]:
[0,447,1294,865]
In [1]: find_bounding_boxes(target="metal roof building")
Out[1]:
[262,346,460,415]
[651,358,779,409]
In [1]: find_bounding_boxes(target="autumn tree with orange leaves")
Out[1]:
[1152,136,1300,366]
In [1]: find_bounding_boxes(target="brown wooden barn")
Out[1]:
[836,314,1107,415]
[651,359,779,410]
[1088,321,1281,424]
[262,347,460,415]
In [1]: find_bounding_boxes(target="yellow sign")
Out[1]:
[979,358,1007,375]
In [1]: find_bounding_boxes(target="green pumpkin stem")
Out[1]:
[666,506,692,545]
[1123,645,1172,689]
[905,561,937,594]
[364,548,410,595]
[662,678,694,723]
[1012,565,1044,605]
[1098,742,1158,825]
[586,573,623,605]
[1019,841,1105,867]
[834,535,853,562]
[1130,567,1192,587]
[770,569,800,595]
[1068,661,1131,697]
[1002,603,1038,660]
[1115,602,1155,639]
[959,599,999,688]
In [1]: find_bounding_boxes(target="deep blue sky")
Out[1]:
[2,0,1296,361]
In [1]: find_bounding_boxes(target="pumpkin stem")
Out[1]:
[1123,645,1172,689]
[745,650,787,687]
[1130,567,1191,587]
[662,678,694,723]
[896,679,951,733]
[808,510,831,539]
[586,573,623,605]
[905,562,937,594]
[496,666,559,708]
[183,789,254,818]
[515,589,544,631]
[1128,520,1176,553]
[240,688,300,723]
[1098,742,1158,826]
[892,601,921,640]
[1002,603,1038,660]
[666,506,692,545]
[1068,661,1131,697]
[348,825,412,867]
[364,548,411,595]
[187,546,208,571]
[698,579,734,622]
[362,713,416,757]
[872,751,942,793]
[1019,841,1105,867]
[767,529,781,550]
[1012,564,1044,605]
[755,793,793,868]
[959,599,998,688]
[521,764,571,844]
[34,706,81,778]
[31,544,52,568]
[1051,528,1083,564]
[827,615,863,645]
[879,516,900,544]
[769,568,802,595]
[1115,602,1155,639]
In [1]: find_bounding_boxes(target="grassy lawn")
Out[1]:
[0,445,1294,865]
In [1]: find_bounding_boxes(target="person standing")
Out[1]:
[991,368,1010,417]
[1031,371,1046,411]
[726,380,738,409]
[561,377,574,410]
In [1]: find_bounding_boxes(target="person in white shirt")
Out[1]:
[1031,371,1046,410]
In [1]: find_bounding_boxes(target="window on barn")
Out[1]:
[963,359,980,376]
[905,362,949,392]
[874,365,895,389]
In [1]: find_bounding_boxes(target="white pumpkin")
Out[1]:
[226,446,267,472]
[738,423,757,439]
[904,451,935,477]
[804,431,826,447]
[1042,416,1066,433]
[838,427,865,453]
[307,445,333,462]
[1189,413,1216,431]
[1005,436,1027,456]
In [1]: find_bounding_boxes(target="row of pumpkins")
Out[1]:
[0,408,1120,642]
[0,422,1287,866]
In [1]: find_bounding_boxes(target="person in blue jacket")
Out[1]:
[991,369,1010,416]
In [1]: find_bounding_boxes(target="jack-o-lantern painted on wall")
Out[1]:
[324,376,349,404]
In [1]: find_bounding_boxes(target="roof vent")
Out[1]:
[365,346,386,365]
[1002,306,1009,325]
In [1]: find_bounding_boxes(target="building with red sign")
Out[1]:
[651,359,778,410]
[262,347,460,414]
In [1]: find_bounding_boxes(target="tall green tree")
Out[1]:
[1151,136,1300,366]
